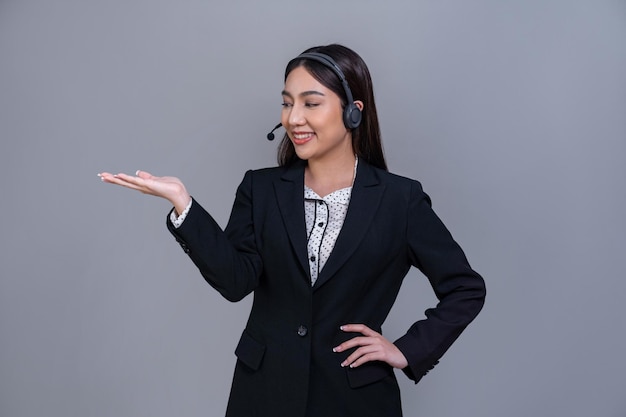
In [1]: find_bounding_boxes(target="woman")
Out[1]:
[99,44,486,417]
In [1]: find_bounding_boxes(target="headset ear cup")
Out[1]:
[344,104,362,129]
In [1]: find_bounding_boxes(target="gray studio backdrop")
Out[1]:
[1,1,625,416]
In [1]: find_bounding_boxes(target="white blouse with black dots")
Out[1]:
[304,185,352,285]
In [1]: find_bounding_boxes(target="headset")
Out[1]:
[267,51,362,140]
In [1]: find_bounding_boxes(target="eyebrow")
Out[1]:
[281,90,326,98]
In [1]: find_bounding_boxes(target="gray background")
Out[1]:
[1,1,625,416]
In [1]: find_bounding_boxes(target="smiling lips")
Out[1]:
[292,132,315,145]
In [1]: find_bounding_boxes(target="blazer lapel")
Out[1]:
[273,161,310,280]
[313,161,385,290]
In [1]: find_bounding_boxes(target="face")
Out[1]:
[281,66,354,164]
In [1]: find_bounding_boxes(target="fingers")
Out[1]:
[99,171,152,187]
[99,172,140,186]
[339,323,378,336]
[98,172,124,185]
[333,324,409,370]
[98,171,134,183]
[97,172,114,181]
[135,170,154,180]
[341,347,381,369]
[98,170,150,182]
[98,171,153,194]
[333,324,377,354]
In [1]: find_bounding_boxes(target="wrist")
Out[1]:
[172,190,191,216]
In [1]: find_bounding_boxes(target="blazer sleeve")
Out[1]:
[166,170,262,302]
[394,181,486,383]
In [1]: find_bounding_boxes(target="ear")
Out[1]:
[354,100,364,111]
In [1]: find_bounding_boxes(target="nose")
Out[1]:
[287,104,306,127]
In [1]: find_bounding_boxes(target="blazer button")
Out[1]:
[297,325,308,337]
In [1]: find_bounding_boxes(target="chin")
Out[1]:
[293,148,312,161]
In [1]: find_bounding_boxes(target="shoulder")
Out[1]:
[359,163,433,210]
[234,163,303,192]
[379,169,421,187]
[364,163,427,197]
[246,166,284,178]
[244,164,298,182]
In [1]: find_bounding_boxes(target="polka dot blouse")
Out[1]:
[304,158,358,285]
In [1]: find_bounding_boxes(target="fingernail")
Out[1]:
[339,326,344,331]
[135,170,140,175]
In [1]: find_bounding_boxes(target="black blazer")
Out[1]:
[167,160,486,417]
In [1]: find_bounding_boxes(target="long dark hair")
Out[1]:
[277,44,387,171]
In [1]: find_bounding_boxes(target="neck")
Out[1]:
[305,152,357,197]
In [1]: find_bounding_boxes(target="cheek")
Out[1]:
[327,105,346,127]
[324,110,347,134]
